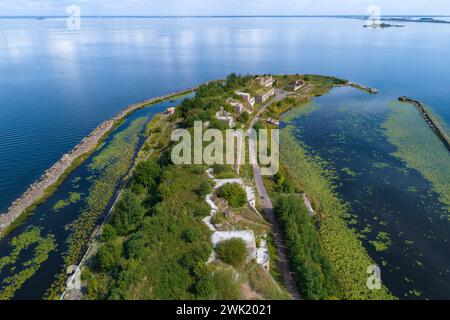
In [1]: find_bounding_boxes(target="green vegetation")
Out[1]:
[280,124,394,299]
[197,181,212,198]
[0,91,193,299]
[46,117,148,298]
[84,163,213,300]
[99,224,117,243]
[369,232,392,253]
[248,265,291,300]
[53,192,82,212]
[211,164,237,179]
[132,160,162,191]
[217,183,247,208]
[383,101,450,216]
[0,227,56,299]
[212,269,243,300]
[216,238,248,269]
[274,195,340,299]
[237,111,250,124]
[112,191,145,235]
[82,75,289,300]
[210,212,226,225]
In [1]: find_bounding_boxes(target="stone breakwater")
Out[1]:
[0,88,195,236]
[347,81,379,94]
[399,96,450,152]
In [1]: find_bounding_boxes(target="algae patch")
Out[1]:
[382,101,450,217]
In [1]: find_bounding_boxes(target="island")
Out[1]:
[363,22,405,28]
[42,74,392,301]
[12,73,446,300]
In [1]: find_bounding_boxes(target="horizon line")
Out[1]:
[1,14,449,18]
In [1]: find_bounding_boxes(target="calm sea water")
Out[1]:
[1,17,450,214]
[0,96,186,299]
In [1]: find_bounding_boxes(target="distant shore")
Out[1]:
[0,87,195,237]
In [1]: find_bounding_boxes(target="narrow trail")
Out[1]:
[249,89,302,300]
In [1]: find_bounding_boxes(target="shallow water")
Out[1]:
[285,86,450,299]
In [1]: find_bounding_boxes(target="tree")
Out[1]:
[133,159,162,190]
[124,234,150,260]
[218,183,247,208]
[113,190,146,235]
[96,243,122,272]
[274,194,340,299]
[99,224,117,242]
[216,238,248,268]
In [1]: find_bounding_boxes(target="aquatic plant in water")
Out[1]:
[383,101,450,217]
[53,192,82,212]
[45,117,148,298]
[280,123,394,299]
[0,227,56,299]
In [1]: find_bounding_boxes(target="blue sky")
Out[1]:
[1,0,449,16]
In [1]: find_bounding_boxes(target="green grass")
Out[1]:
[247,264,291,300]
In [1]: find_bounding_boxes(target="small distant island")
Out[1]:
[387,17,450,24]
[364,23,404,29]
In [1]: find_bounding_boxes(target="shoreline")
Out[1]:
[0,87,195,238]
[399,96,450,152]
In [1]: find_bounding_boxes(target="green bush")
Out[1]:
[211,164,237,179]
[210,212,225,225]
[124,234,150,260]
[216,238,248,268]
[193,203,212,218]
[96,243,122,272]
[99,224,117,242]
[274,194,340,299]
[112,190,146,235]
[195,276,217,299]
[197,181,212,198]
[181,242,213,275]
[133,159,162,190]
[218,183,247,208]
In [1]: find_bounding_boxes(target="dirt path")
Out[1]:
[249,89,302,300]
